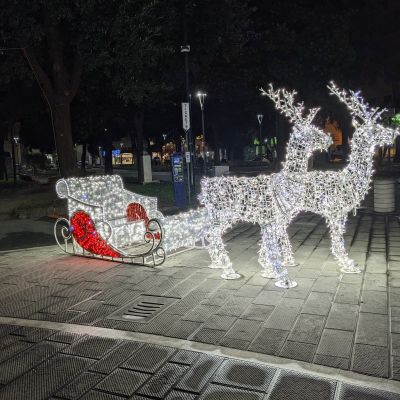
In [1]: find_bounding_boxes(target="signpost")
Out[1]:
[182,102,191,202]
[182,102,190,131]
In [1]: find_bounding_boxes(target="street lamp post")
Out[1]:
[181,40,194,201]
[98,146,102,166]
[257,114,264,143]
[11,124,20,185]
[257,114,264,158]
[197,92,207,175]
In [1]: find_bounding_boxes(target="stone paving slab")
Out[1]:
[0,323,397,399]
[0,211,400,385]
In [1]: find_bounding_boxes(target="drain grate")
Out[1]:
[107,295,180,323]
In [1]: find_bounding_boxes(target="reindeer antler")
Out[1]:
[261,84,319,126]
[327,81,385,123]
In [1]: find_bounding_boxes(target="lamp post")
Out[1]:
[197,92,207,175]
[257,114,264,158]
[257,114,264,142]
[181,39,194,200]
[11,123,20,185]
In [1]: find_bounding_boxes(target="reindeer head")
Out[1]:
[328,82,400,148]
[261,84,332,154]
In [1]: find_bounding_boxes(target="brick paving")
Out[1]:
[0,210,400,396]
[0,323,397,399]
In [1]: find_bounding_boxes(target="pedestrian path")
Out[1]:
[0,211,399,393]
[0,320,398,399]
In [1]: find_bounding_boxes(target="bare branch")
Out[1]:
[22,47,54,100]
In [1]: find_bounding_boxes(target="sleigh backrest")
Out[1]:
[56,175,145,222]
[56,174,123,205]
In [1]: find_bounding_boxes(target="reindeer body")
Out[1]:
[202,174,303,226]
[294,84,399,272]
[200,86,332,285]
[200,173,296,283]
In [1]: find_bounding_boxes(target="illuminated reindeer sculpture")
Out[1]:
[294,83,400,273]
[200,86,332,287]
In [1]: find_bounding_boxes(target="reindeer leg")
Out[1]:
[206,222,241,280]
[279,227,298,267]
[327,216,361,274]
[259,224,297,288]
[259,225,279,279]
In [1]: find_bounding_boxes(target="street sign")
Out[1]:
[185,151,191,163]
[182,102,190,131]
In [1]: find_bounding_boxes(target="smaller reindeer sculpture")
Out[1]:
[295,83,400,273]
[200,85,332,287]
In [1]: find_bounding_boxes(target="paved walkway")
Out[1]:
[1,211,400,398]
[0,321,398,399]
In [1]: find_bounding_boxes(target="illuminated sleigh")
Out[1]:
[54,175,165,266]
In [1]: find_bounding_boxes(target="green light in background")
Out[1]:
[392,113,400,127]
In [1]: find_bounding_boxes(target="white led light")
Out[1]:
[299,82,399,273]
[200,84,332,286]
[54,174,211,264]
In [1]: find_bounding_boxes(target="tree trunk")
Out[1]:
[104,131,113,175]
[81,142,87,173]
[276,113,287,170]
[210,123,220,163]
[22,10,82,179]
[394,136,400,162]
[134,110,145,183]
[52,102,77,177]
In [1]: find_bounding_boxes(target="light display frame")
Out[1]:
[200,85,333,287]
[295,82,400,273]
[54,175,213,267]
[54,175,166,266]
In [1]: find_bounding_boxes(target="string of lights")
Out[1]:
[200,85,332,287]
[298,82,400,273]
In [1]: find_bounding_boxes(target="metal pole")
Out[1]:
[184,52,191,203]
[182,15,193,203]
[257,114,263,157]
[11,139,16,185]
[189,93,194,187]
[201,106,206,175]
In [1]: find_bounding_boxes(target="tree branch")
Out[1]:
[22,47,54,100]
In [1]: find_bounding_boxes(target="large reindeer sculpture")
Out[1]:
[291,83,400,273]
[200,86,332,287]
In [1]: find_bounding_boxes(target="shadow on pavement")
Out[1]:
[0,231,55,251]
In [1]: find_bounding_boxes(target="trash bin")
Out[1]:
[374,178,395,213]
[213,165,230,177]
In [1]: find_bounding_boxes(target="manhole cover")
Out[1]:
[107,295,180,323]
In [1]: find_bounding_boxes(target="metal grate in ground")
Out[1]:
[106,295,180,323]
